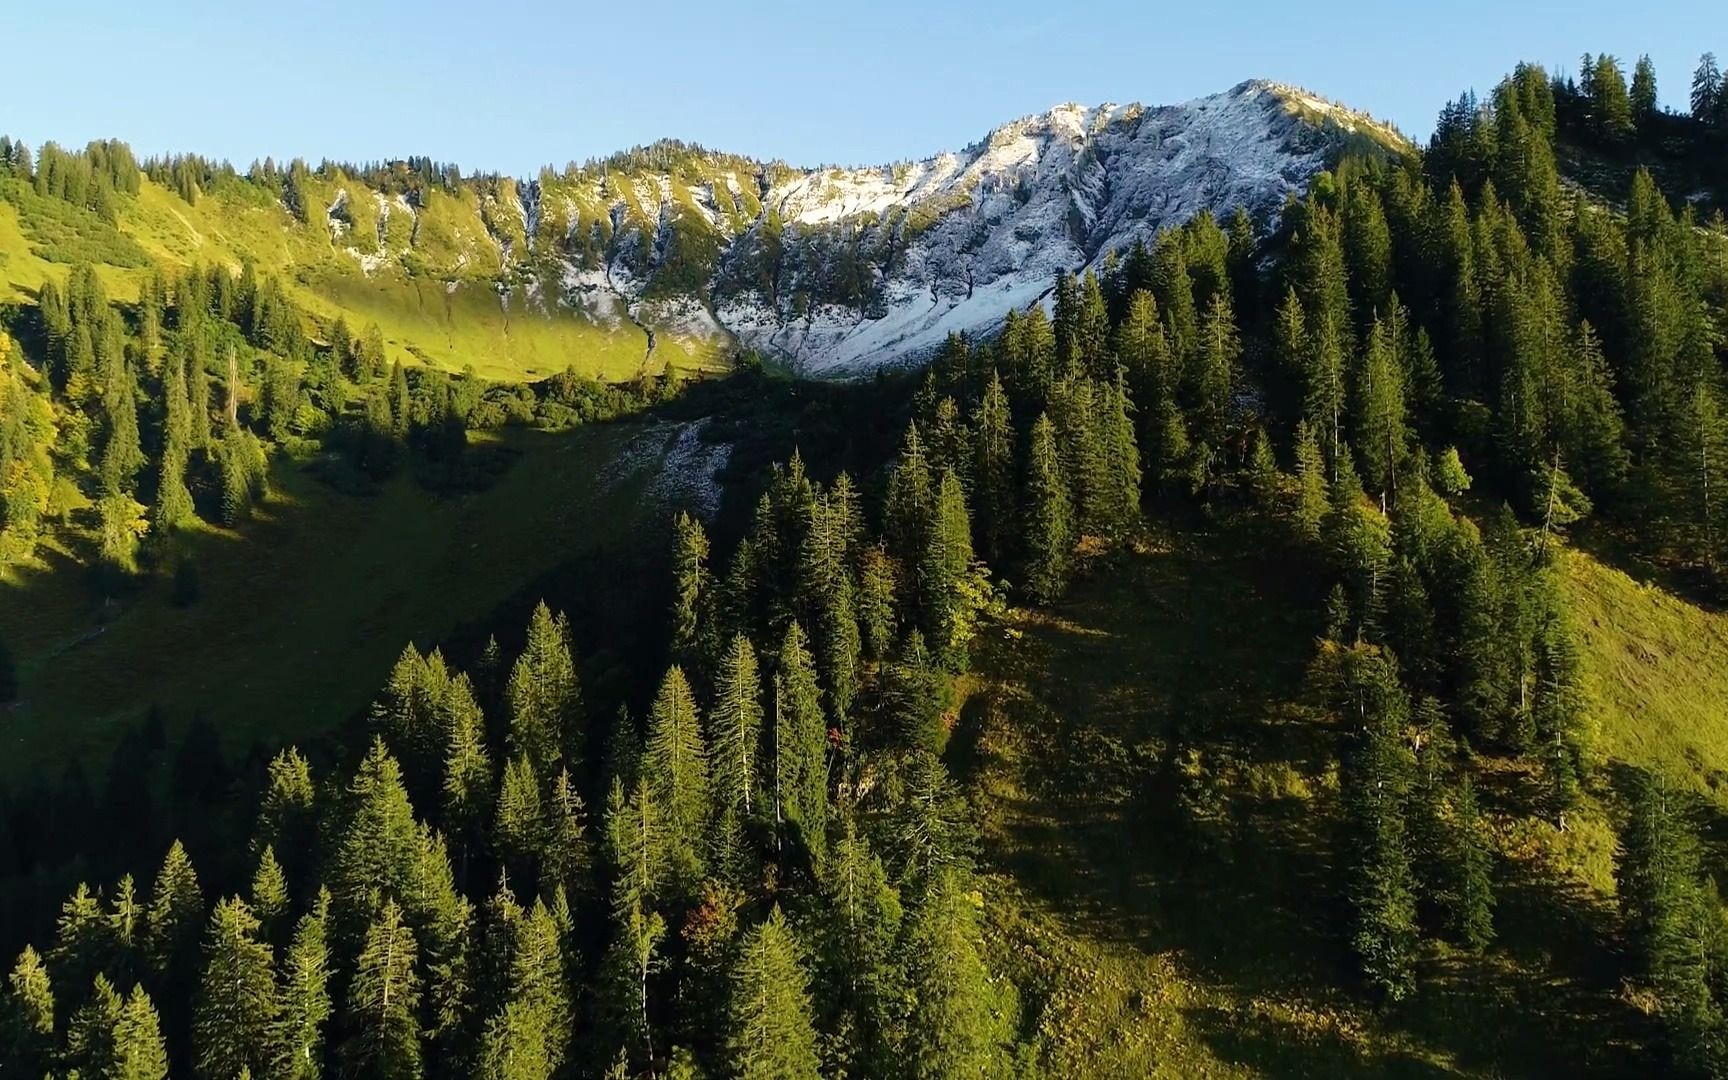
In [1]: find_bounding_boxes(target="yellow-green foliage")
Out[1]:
[0,171,732,382]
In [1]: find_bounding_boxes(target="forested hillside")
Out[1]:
[1,49,1728,1080]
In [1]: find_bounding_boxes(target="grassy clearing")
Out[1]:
[1562,548,1728,803]
[0,421,699,782]
[960,515,1655,1077]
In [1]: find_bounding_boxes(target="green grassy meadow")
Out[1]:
[0,421,703,783]
[0,176,733,383]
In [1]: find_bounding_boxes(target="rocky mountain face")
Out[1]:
[325,80,1407,375]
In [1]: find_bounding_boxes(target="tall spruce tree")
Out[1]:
[193,897,278,1079]
[709,634,763,825]
[670,512,709,668]
[343,899,422,1080]
[1,946,55,1075]
[113,982,169,1080]
[774,622,829,864]
[271,891,333,1080]
[723,907,821,1080]
[1023,413,1073,604]
[903,870,1016,1079]
[1617,771,1724,1071]
[644,665,709,888]
[505,602,582,776]
[972,371,1016,564]
[1320,643,1420,1001]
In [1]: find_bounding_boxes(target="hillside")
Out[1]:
[0,81,1403,379]
[5,46,1728,1080]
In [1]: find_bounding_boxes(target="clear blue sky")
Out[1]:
[3,1,1718,175]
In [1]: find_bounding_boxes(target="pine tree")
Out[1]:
[1100,372,1143,531]
[774,622,829,864]
[188,339,213,449]
[1326,451,1393,638]
[857,543,898,661]
[903,871,1016,1079]
[100,358,146,498]
[926,395,967,483]
[670,512,709,667]
[113,983,169,1080]
[605,775,665,918]
[1,946,55,1075]
[1693,54,1722,125]
[1322,643,1419,1001]
[885,423,935,573]
[1354,316,1410,505]
[1344,182,1394,320]
[154,351,196,532]
[819,822,904,1075]
[1077,270,1112,379]
[495,754,547,887]
[1682,376,1728,570]
[495,899,572,1075]
[52,881,113,1004]
[66,973,124,1078]
[1023,413,1073,604]
[145,840,204,981]
[443,673,494,884]
[724,907,821,1080]
[330,740,421,936]
[1632,55,1659,126]
[709,634,763,824]
[599,895,664,1073]
[478,999,551,1080]
[1051,269,1079,371]
[1050,372,1109,536]
[1531,574,1587,825]
[370,645,438,801]
[800,492,860,722]
[1152,233,1199,369]
[344,899,421,1080]
[644,665,709,887]
[1617,771,1723,1071]
[506,602,582,776]
[252,845,290,939]
[971,371,1016,564]
[540,767,591,900]
[1293,420,1328,543]
[1290,202,1351,467]
[1449,774,1497,951]
[104,878,140,996]
[271,891,333,1080]
[194,897,278,1079]
[921,469,976,671]
[1408,705,1494,950]
[257,748,318,897]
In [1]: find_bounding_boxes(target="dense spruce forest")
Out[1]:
[2,50,1728,1079]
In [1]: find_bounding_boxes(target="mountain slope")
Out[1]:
[0,81,1405,378]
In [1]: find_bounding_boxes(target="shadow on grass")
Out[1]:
[1569,520,1728,615]
[963,508,1655,1076]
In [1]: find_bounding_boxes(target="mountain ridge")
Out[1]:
[0,80,1409,378]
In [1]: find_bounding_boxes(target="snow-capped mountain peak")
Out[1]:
[698,80,1406,373]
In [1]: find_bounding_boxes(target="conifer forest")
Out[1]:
[2,45,1728,1080]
